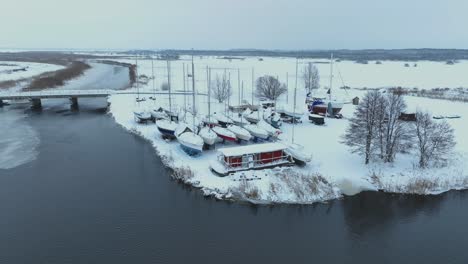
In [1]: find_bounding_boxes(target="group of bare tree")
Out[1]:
[343,90,455,168]
[210,63,320,104]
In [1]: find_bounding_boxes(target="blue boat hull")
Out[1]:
[157,127,176,138]
[180,144,202,156]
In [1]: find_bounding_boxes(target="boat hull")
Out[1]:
[310,103,343,115]
[180,144,202,156]
[212,127,237,142]
[309,114,325,125]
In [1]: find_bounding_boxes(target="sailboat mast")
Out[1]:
[237,68,241,105]
[251,68,254,105]
[151,56,155,96]
[191,53,196,129]
[207,67,211,124]
[329,53,334,101]
[182,63,186,114]
[166,60,172,112]
[135,54,139,101]
[286,72,289,104]
[293,58,298,144]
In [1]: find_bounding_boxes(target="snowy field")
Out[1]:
[106,56,468,204]
[0,61,64,82]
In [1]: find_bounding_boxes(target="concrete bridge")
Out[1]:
[0,90,115,108]
[0,90,208,109]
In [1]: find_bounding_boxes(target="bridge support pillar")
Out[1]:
[70,97,79,110]
[31,98,42,109]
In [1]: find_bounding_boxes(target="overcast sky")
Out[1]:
[1,0,467,50]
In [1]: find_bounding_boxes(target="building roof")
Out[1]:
[217,143,286,157]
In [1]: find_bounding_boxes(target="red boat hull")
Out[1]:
[311,105,342,115]
[215,132,237,142]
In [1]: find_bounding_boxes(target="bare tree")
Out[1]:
[343,90,383,164]
[255,75,287,101]
[161,82,169,91]
[303,62,320,93]
[211,74,232,103]
[375,92,411,162]
[414,111,455,168]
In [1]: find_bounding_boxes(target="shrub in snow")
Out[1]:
[414,111,455,168]
[229,180,261,200]
[172,166,195,182]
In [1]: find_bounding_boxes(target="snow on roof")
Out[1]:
[217,143,286,157]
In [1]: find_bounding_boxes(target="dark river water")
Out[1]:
[1,99,467,264]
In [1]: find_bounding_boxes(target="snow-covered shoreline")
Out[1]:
[107,90,468,204]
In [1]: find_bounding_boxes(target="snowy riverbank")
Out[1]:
[108,89,468,204]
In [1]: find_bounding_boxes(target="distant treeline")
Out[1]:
[124,49,468,61]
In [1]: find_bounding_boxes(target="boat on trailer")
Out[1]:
[210,143,294,176]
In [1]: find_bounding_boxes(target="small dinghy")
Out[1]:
[258,119,281,138]
[203,115,219,127]
[198,127,218,146]
[244,113,260,124]
[227,125,252,141]
[284,143,312,166]
[244,124,270,140]
[133,109,153,123]
[309,114,325,125]
[150,107,168,120]
[277,105,303,119]
[156,119,178,139]
[213,113,234,127]
[230,114,249,126]
[212,126,237,142]
[265,112,282,128]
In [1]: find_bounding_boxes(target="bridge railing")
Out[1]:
[0,89,116,98]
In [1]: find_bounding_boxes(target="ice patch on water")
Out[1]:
[0,110,40,169]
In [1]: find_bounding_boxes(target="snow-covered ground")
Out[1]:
[0,61,64,82]
[109,91,468,203]
[104,56,468,204]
